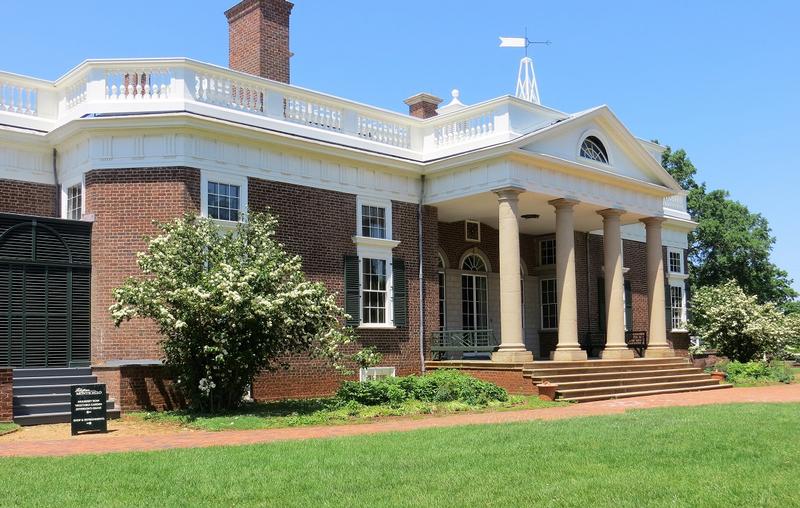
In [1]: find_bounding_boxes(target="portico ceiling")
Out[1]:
[434,190,649,236]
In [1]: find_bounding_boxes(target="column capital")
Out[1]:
[597,208,626,219]
[492,186,525,201]
[548,198,580,210]
[640,216,666,227]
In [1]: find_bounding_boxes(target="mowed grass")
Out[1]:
[3,403,799,507]
[130,395,565,431]
[0,422,18,436]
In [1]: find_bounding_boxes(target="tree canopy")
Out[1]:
[660,146,797,306]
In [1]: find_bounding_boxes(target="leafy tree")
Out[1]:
[660,146,797,306]
[110,213,354,412]
[690,281,798,362]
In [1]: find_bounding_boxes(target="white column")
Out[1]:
[641,217,674,357]
[492,187,533,363]
[598,209,634,359]
[549,199,587,361]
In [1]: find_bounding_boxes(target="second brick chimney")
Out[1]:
[225,0,294,83]
[404,93,443,119]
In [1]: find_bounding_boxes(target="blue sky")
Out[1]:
[3,1,798,292]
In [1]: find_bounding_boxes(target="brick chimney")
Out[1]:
[404,93,443,119]
[225,0,294,83]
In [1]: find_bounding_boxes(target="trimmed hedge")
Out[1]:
[336,369,508,406]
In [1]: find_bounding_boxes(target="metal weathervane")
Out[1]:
[499,29,550,105]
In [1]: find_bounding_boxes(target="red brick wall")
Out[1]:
[85,167,201,364]
[408,101,439,119]
[94,365,185,411]
[0,368,11,422]
[226,0,293,83]
[248,178,439,400]
[0,178,57,217]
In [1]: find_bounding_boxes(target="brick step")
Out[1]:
[13,375,98,387]
[525,357,690,369]
[526,367,703,384]
[12,367,92,378]
[523,362,693,377]
[12,399,118,416]
[545,374,713,391]
[560,383,733,403]
[13,409,121,426]
[556,379,723,399]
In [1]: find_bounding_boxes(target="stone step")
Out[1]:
[526,367,703,384]
[13,383,93,396]
[13,399,118,416]
[556,379,723,399]
[525,357,690,369]
[524,362,693,377]
[13,375,98,388]
[547,374,713,391]
[12,393,71,405]
[13,408,121,426]
[12,367,93,378]
[560,383,733,403]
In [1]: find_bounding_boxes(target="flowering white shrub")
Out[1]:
[110,213,354,411]
[690,281,800,362]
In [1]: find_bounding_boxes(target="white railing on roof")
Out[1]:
[663,194,687,213]
[0,59,530,153]
[0,79,39,116]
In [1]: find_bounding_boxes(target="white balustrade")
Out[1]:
[105,69,171,100]
[357,116,410,148]
[65,79,88,109]
[284,96,342,131]
[194,73,267,114]
[0,81,38,116]
[434,111,495,146]
[663,194,687,212]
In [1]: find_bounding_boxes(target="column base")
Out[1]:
[550,348,588,361]
[599,347,635,360]
[492,349,534,363]
[644,347,676,358]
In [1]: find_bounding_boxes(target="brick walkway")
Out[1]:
[2,384,798,458]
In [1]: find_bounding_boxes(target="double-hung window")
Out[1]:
[668,248,684,275]
[540,239,556,266]
[362,258,388,324]
[361,205,386,239]
[66,184,82,220]
[202,171,247,224]
[670,285,686,331]
[540,278,558,329]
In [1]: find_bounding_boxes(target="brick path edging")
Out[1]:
[1,384,798,458]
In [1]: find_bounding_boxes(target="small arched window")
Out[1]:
[579,136,609,164]
[437,253,446,270]
[461,253,488,272]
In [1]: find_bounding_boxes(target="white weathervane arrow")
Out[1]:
[499,29,550,105]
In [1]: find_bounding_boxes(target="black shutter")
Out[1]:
[597,278,606,332]
[665,283,672,331]
[393,258,407,327]
[624,280,633,331]
[344,255,360,327]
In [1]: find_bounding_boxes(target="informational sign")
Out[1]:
[70,384,108,436]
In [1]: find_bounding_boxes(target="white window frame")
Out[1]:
[201,170,248,226]
[575,129,613,167]
[359,366,396,382]
[464,220,481,242]
[669,282,688,332]
[356,196,392,241]
[438,253,447,331]
[357,248,394,329]
[61,178,84,220]
[540,278,558,330]
[667,247,686,277]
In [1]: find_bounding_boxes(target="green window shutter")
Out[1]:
[597,278,606,332]
[343,255,360,327]
[665,283,672,331]
[624,280,633,331]
[393,258,407,327]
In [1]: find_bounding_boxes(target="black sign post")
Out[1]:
[70,384,108,436]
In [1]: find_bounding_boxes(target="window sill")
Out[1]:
[351,236,401,249]
[358,324,397,330]
[668,272,689,280]
[671,328,689,333]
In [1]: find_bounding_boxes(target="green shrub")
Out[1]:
[336,369,508,407]
[712,360,794,385]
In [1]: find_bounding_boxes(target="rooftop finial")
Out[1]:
[499,28,550,105]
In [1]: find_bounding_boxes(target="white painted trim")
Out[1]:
[200,169,248,225]
[576,128,614,168]
[60,175,84,220]
[351,236,401,250]
[357,253,394,327]
[669,281,688,332]
[667,247,685,276]
[464,219,481,242]
[356,195,393,240]
[539,277,558,331]
[458,248,492,273]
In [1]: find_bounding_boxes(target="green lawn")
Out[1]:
[131,395,565,431]
[0,422,18,436]
[3,403,799,507]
